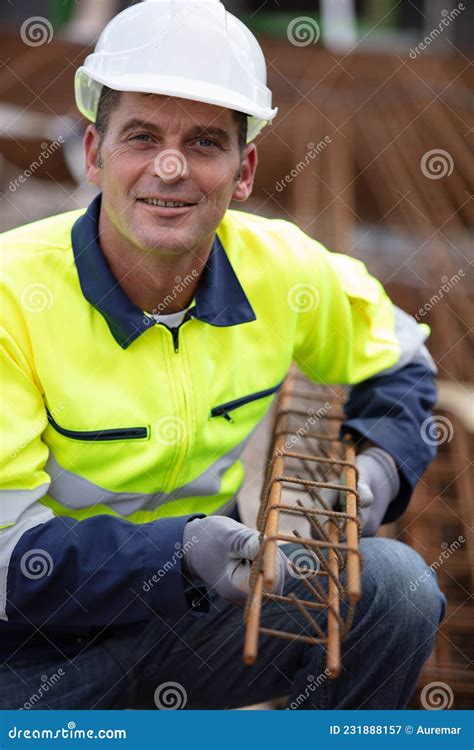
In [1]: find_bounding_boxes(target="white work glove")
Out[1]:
[356,447,400,535]
[313,447,400,537]
[182,516,287,607]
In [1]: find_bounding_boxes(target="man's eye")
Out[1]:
[129,133,153,143]
[195,138,217,148]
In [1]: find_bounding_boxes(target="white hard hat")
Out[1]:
[75,0,278,143]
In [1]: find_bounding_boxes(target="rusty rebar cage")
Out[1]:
[243,370,362,677]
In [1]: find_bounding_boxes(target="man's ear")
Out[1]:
[84,124,102,186]
[232,144,258,202]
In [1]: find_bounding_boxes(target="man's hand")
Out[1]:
[355,447,400,535]
[182,516,287,606]
[312,447,400,537]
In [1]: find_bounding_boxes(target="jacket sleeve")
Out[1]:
[0,304,205,628]
[291,234,437,525]
[341,309,437,524]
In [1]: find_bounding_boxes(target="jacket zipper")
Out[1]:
[161,322,192,491]
[169,326,180,353]
[46,409,148,441]
[154,321,181,353]
[210,380,285,422]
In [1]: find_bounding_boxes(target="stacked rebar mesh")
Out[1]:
[390,409,474,709]
[243,370,361,677]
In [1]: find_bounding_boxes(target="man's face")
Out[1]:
[84,92,257,257]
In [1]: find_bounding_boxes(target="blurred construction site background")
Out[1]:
[1,0,472,710]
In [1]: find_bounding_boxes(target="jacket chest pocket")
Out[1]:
[210,380,284,422]
[46,408,149,442]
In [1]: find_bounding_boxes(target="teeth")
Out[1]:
[141,198,191,208]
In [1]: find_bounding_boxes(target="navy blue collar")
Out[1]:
[71,194,255,349]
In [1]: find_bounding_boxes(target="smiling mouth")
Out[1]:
[138,197,196,208]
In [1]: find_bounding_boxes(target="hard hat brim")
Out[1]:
[75,68,277,138]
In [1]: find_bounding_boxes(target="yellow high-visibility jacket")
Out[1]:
[0,194,436,634]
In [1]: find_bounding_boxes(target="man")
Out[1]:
[0,0,445,709]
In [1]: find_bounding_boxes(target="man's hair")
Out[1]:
[94,86,248,153]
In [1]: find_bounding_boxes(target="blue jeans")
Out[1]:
[0,538,446,710]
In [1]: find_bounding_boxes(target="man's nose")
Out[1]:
[153,148,190,183]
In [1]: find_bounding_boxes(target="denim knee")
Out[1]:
[359,537,447,635]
